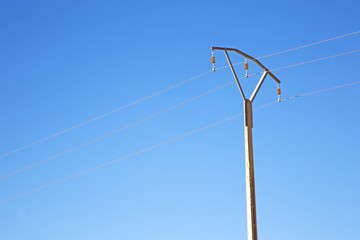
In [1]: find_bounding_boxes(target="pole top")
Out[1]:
[211,46,280,84]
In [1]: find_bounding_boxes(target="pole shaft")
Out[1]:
[244,99,258,240]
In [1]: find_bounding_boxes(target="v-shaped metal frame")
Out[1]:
[211,46,280,240]
[212,46,280,102]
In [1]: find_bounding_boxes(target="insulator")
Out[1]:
[211,50,216,72]
[245,58,249,77]
[277,83,281,102]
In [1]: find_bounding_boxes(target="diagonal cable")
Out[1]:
[0,80,238,180]
[0,71,212,159]
[1,49,359,180]
[1,79,359,204]
[1,30,359,159]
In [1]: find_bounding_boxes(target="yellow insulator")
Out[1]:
[211,56,215,64]
[244,58,249,77]
[277,84,281,102]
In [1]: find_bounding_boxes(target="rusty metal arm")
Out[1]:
[224,50,246,100]
[211,46,280,84]
[249,71,267,102]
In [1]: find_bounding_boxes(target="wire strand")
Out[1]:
[1,30,359,159]
[0,71,212,160]
[216,31,360,69]
[281,81,360,101]
[0,80,239,180]
[1,79,359,204]
[0,114,243,205]
[2,49,359,180]
[271,50,360,71]
[257,30,360,60]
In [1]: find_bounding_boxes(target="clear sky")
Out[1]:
[0,0,359,239]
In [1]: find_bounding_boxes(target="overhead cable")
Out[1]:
[1,30,359,159]
[1,49,359,180]
[0,80,239,180]
[1,79,359,204]
[0,71,211,159]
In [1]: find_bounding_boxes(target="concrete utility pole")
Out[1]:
[211,47,281,240]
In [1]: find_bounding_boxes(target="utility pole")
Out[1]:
[211,47,281,240]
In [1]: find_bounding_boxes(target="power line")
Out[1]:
[1,30,359,159]
[1,79,359,205]
[271,50,360,71]
[0,71,211,159]
[282,81,360,101]
[257,30,360,60]
[215,30,360,70]
[0,80,238,181]
[0,114,243,205]
[1,49,359,180]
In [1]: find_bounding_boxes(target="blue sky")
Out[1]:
[0,0,359,239]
